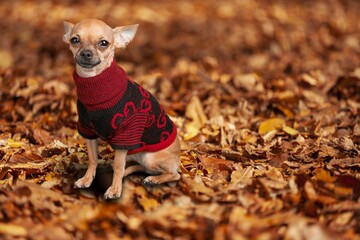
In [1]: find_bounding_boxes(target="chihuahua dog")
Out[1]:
[63,19,180,199]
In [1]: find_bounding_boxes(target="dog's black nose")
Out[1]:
[80,50,93,60]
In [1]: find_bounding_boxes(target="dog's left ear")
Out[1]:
[113,24,139,48]
[63,21,74,43]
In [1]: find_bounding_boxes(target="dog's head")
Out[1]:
[63,19,138,77]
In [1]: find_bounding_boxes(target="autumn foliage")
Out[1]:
[0,0,360,239]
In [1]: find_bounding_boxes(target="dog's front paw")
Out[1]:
[74,176,94,188]
[104,185,122,199]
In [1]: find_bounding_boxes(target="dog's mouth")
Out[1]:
[75,57,101,69]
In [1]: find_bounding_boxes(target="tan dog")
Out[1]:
[63,19,180,199]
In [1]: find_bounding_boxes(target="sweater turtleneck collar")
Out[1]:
[73,59,128,111]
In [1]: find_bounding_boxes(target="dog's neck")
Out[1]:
[73,59,128,111]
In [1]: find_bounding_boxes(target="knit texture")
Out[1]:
[73,60,177,154]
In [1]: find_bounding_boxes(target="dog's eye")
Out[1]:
[70,37,80,44]
[99,40,109,48]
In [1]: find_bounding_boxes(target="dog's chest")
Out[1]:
[78,81,162,140]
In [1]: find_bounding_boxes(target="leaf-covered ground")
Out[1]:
[0,0,360,239]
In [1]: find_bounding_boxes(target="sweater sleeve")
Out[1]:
[109,112,147,150]
[77,100,98,139]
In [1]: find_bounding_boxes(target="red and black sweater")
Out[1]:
[73,59,177,155]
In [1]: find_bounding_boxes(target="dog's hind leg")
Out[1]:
[142,172,181,186]
[124,164,146,176]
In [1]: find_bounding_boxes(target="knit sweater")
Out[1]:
[73,59,177,155]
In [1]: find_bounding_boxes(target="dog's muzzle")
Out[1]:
[75,50,101,68]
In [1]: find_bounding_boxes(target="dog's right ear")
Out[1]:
[113,24,139,48]
[63,21,74,43]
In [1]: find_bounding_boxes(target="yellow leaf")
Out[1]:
[0,223,27,236]
[184,122,201,140]
[184,96,208,140]
[45,173,53,181]
[185,96,208,125]
[314,169,336,183]
[134,186,159,212]
[334,186,353,197]
[0,49,13,69]
[7,139,24,148]
[282,125,299,136]
[276,105,294,118]
[258,118,285,135]
[138,197,160,212]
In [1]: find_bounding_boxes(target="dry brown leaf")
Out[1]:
[302,90,326,106]
[337,137,355,151]
[301,73,318,86]
[8,152,43,164]
[33,127,54,145]
[334,186,353,198]
[305,181,337,204]
[329,158,360,168]
[319,145,339,158]
[285,218,332,240]
[182,175,215,197]
[331,212,354,227]
[184,96,208,140]
[230,165,254,187]
[354,123,360,136]
[258,168,288,190]
[199,155,233,173]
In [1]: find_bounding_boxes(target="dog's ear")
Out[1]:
[113,24,139,48]
[63,21,74,43]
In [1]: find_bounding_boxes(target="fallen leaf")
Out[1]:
[337,137,355,151]
[0,223,27,237]
[199,155,233,173]
[230,165,254,187]
[285,218,332,240]
[282,125,299,136]
[262,129,277,142]
[258,118,285,135]
[7,138,24,148]
[182,175,215,198]
[134,186,160,212]
[138,196,160,212]
[313,168,336,183]
[319,145,338,158]
[33,127,54,145]
[334,186,353,198]
[305,181,337,204]
[332,212,354,226]
[0,49,13,69]
[184,96,208,140]
[354,123,360,136]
